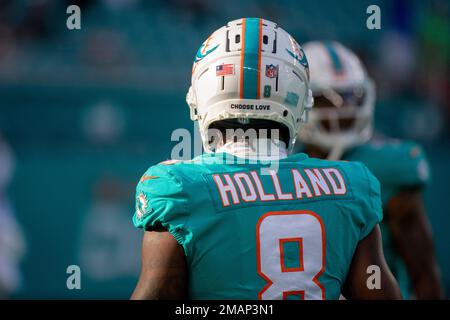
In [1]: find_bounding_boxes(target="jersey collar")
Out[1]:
[216,139,288,161]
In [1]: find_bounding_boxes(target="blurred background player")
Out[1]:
[297,41,444,299]
[0,134,26,299]
[131,18,401,300]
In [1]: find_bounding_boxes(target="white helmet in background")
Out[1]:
[186,18,313,153]
[298,41,376,160]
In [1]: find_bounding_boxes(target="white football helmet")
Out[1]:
[297,41,376,160]
[186,18,313,153]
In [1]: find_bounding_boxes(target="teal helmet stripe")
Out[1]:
[242,18,261,99]
[324,42,343,74]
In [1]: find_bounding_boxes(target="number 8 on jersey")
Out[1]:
[256,210,326,300]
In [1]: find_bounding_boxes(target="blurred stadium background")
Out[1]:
[0,0,448,298]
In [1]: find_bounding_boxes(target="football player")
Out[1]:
[131,19,401,300]
[297,41,444,299]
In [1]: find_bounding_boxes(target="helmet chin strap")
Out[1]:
[216,138,288,161]
[326,144,345,161]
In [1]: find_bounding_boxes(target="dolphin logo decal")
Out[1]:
[286,48,309,68]
[194,43,219,63]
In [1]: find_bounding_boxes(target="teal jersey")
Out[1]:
[133,152,382,300]
[344,138,431,297]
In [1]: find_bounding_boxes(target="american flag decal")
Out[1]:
[216,64,235,76]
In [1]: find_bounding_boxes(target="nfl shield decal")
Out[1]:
[265,64,278,78]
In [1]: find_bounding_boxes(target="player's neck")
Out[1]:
[216,138,288,160]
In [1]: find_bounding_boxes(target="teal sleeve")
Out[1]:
[359,163,383,240]
[392,142,431,189]
[132,164,191,247]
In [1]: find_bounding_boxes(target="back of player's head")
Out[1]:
[186,18,313,153]
[297,41,376,159]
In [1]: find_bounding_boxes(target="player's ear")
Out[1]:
[186,86,198,121]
